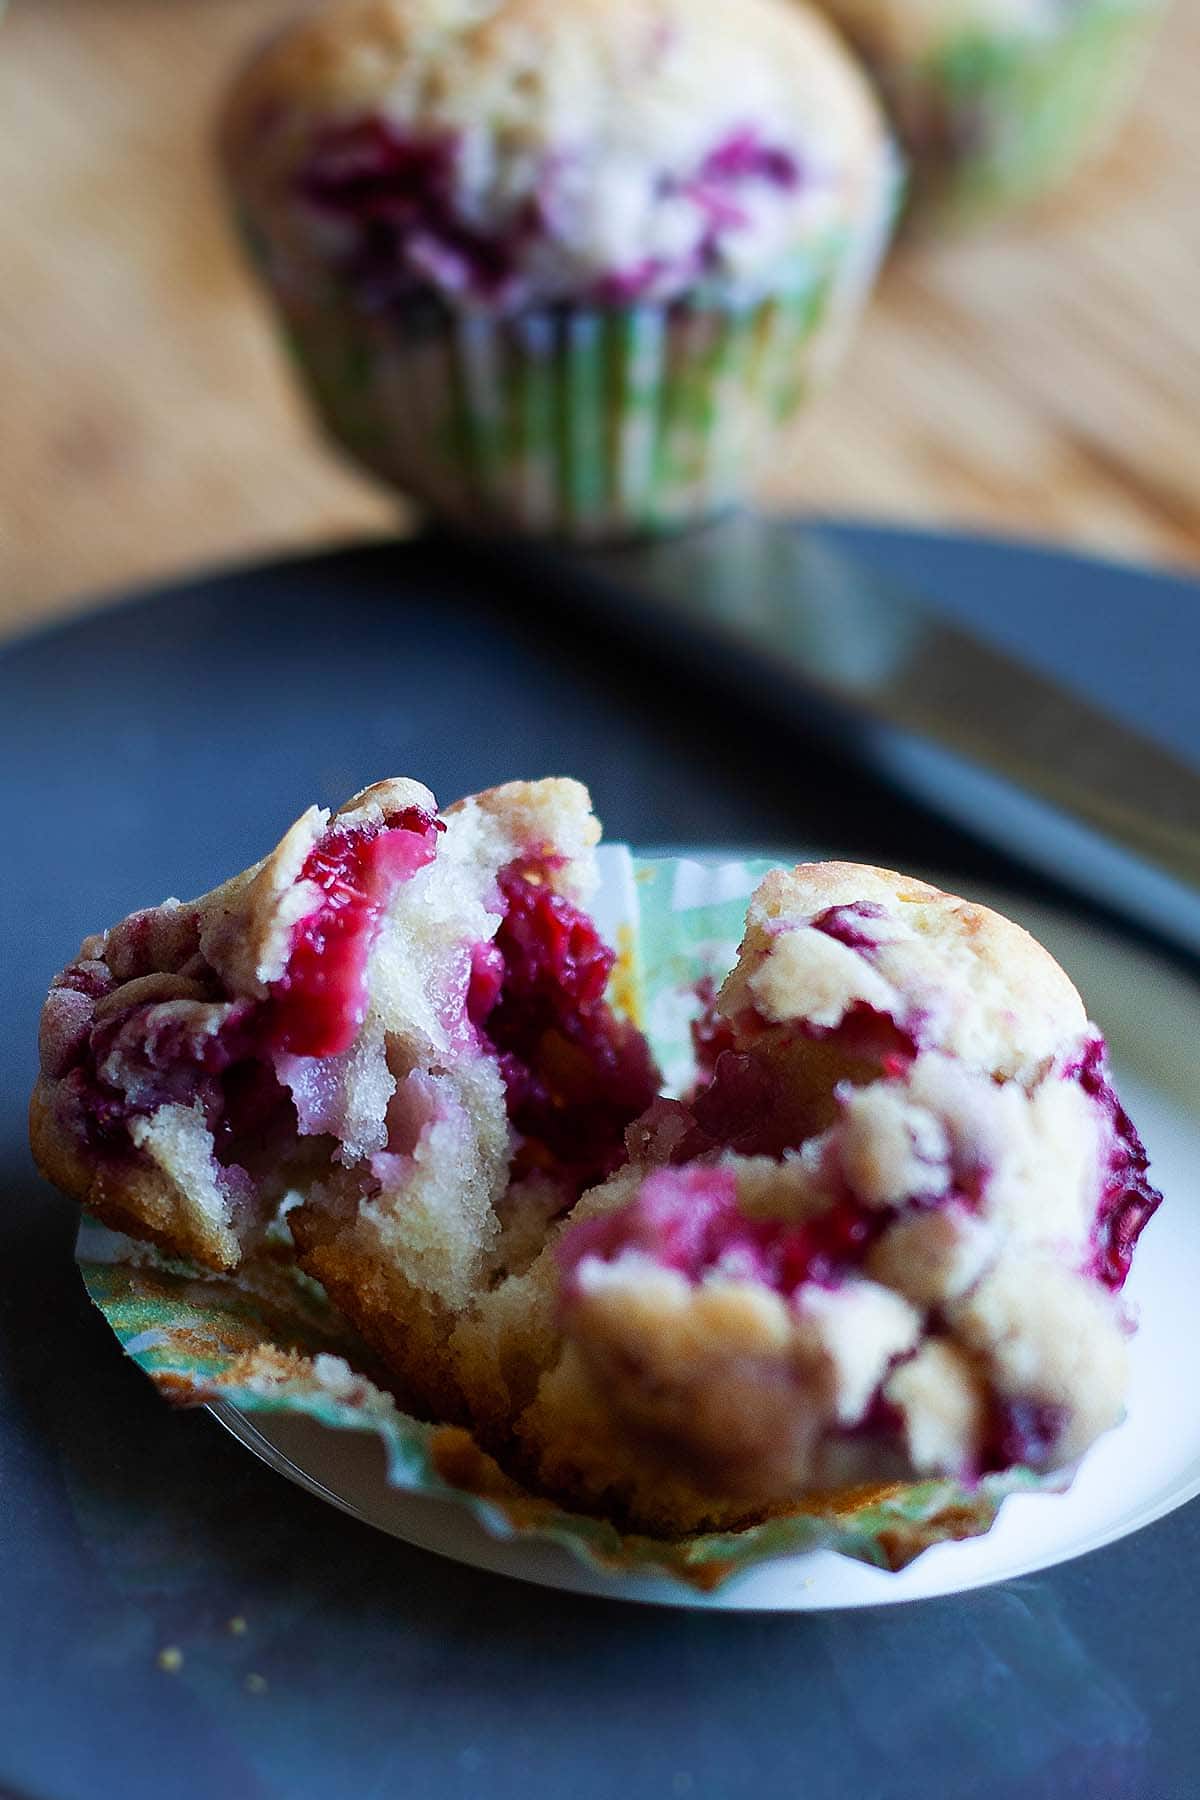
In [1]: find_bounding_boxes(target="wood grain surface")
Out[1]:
[1,0,1197,639]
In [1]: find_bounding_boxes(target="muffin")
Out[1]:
[812,0,1167,228]
[33,790,1161,1540]
[220,0,899,539]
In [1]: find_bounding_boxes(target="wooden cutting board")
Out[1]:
[1,0,1197,637]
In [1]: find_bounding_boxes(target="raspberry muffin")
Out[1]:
[812,0,1167,227]
[33,815,1160,1539]
[220,0,899,539]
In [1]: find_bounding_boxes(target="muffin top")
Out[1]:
[718,861,1089,1084]
[222,0,894,312]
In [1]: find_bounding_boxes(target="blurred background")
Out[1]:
[1,0,1197,641]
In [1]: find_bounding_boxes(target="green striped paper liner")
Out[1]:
[75,850,1069,1594]
[887,0,1168,228]
[268,227,888,542]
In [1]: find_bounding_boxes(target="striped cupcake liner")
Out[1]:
[272,233,883,541]
[890,0,1168,228]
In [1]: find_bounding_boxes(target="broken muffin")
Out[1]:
[32,788,1160,1537]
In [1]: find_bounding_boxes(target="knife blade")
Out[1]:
[522,511,1200,960]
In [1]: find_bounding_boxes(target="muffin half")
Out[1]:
[468,861,1159,1530]
[32,777,658,1418]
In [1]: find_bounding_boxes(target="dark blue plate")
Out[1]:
[2,524,1198,1800]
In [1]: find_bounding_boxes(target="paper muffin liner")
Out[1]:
[880,0,1167,228]
[253,223,891,542]
[75,850,1067,1595]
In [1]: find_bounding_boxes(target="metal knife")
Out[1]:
[518,511,1200,961]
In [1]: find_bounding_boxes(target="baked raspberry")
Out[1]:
[267,808,442,1057]
[473,861,659,1190]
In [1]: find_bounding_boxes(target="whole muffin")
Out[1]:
[221,0,899,539]
[813,0,1167,228]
